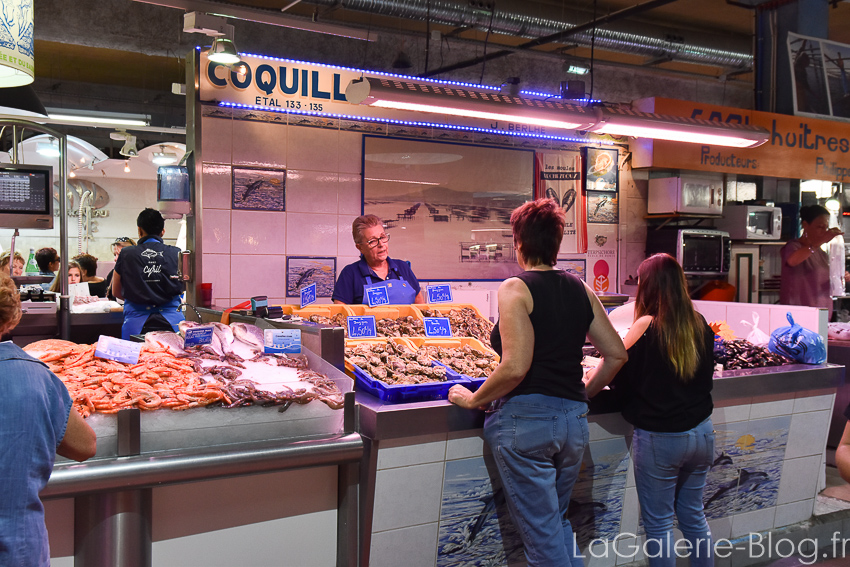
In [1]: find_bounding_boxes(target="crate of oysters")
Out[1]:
[415,304,495,347]
[344,337,468,403]
[403,337,499,391]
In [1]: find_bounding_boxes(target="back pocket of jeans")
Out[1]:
[511,415,557,457]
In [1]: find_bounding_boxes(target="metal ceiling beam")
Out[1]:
[421,0,680,78]
[131,0,376,41]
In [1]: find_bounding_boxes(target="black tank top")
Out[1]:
[491,270,594,402]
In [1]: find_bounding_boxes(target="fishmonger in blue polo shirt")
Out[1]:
[333,214,425,305]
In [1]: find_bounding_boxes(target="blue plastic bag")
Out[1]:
[768,313,826,364]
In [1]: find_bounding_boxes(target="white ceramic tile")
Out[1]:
[619,486,640,536]
[769,306,820,338]
[369,523,438,567]
[730,507,775,538]
[377,434,447,469]
[286,212,339,256]
[793,393,835,413]
[773,498,814,528]
[338,172,362,215]
[287,126,339,171]
[588,413,633,441]
[615,535,645,565]
[586,539,618,567]
[201,163,233,210]
[727,304,773,344]
[785,410,831,459]
[337,256,359,280]
[338,131,363,174]
[336,217,361,257]
[231,119,287,168]
[372,462,444,531]
[446,431,487,460]
[202,208,231,254]
[777,455,823,505]
[625,454,635,488]
[230,210,286,255]
[230,254,288,299]
[286,169,339,214]
[749,399,794,420]
[201,253,231,305]
[712,405,751,425]
[693,301,727,328]
[708,515,733,542]
[200,115,232,164]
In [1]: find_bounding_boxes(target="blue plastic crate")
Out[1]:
[350,362,468,403]
[431,360,488,391]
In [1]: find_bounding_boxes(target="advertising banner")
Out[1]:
[586,224,618,293]
[537,151,586,254]
[633,97,850,182]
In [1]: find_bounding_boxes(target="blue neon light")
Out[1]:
[216,101,615,145]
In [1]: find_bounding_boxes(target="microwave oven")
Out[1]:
[713,204,782,240]
[645,228,732,276]
[648,176,724,215]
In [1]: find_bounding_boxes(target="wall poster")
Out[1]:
[582,147,618,192]
[788,32,850,120]
[537,151,586,254]
[586,224,618,294]
[556,258,586,281]
[363,136,535,281]
[286,257,336,298]
[586,191,619,224]
[232,167,286,211]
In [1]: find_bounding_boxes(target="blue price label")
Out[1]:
[424,317,453,337]
[184,326,214,347]
[300,283,317,308]
[426,284,453,304]
[365,285,390,307]
[264,329,302,353]
[348,315,377,338]
[95,335,143,365]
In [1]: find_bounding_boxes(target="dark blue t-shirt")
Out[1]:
[114,235,183,306]
[332,256,421,304]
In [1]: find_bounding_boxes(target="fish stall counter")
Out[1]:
[353,362,844,567]
[10,307,124,347]
[40,320,361,567]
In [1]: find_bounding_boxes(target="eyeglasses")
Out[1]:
[364,233,390,249]
[114,237,132,243]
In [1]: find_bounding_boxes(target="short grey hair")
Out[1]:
[352,214,383,244]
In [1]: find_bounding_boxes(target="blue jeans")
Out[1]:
[483,394,589,567]
[632,418,715,567]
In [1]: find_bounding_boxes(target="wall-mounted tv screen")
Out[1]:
[0,163,53,230]
[157,165,190,201]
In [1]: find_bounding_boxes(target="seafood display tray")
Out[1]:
[404,337,499,392]
[348,362,467,403]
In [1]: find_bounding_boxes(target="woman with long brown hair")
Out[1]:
[604,253,715,566]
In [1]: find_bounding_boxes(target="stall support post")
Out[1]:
[74,409,151,567]
[337,391,359,565]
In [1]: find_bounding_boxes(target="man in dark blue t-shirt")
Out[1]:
[112,208,184,339]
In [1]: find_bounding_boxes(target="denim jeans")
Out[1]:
[632,417,715,567]
[483,394,589,567]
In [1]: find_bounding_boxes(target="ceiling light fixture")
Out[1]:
[345,77,597,131]
[208,37,241,65]
[151,145,179,165]
[588,106,770,148]
[124,160,131,173]
[110,130,139,157]
[35,137,61,158]
[184,12,241,65]
[47,108,150,127]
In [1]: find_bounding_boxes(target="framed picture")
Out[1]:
[286,257,336,298]
[586,191,619,224]
[582,147,618,192]
[232,167,286,211]
[556,258,586,281]
[363,136,535,281]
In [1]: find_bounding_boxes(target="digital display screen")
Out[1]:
[0,171,48,213]
[157,165,190,201]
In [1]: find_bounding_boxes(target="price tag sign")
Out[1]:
[347,315,377,338]
[95,335,143,365]
[424,317,453,337]
[184,326,214,347]
[365,284,390,307]
[300,283,317,308]
[264,329,302,354]
[426,284,453,304]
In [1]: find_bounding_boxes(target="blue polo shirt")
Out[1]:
[332,256,421,305]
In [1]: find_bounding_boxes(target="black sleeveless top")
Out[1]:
[491,270,594,402]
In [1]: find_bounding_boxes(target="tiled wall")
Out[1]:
[366,393,833,567]
[693,300,828,348]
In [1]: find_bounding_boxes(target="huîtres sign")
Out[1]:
[632,97,850,182]
[198,53,586,139]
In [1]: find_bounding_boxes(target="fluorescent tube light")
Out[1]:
[47,108,150,127]
[346,78,597,132]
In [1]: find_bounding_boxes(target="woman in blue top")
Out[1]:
[604,253,716,567]
[448,198,627,566]
[332,214,424,305]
